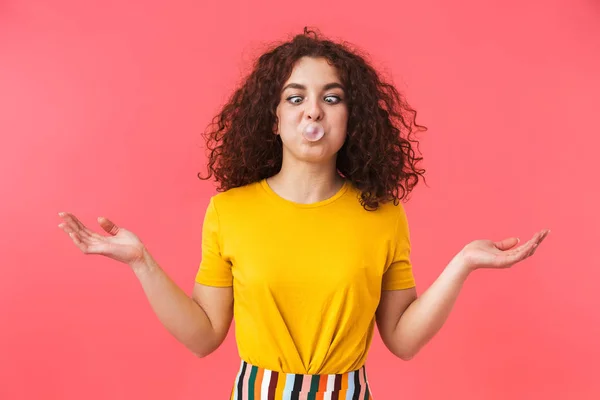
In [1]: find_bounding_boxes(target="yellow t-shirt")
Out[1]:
[195,179,415,375]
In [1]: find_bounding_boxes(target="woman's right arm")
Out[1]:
[58,212,232,358]
[131,250,233,358]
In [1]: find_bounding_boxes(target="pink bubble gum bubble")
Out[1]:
[302,123,325,142]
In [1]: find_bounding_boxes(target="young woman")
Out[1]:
[58,29,549,399]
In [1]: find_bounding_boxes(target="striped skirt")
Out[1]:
[229,360,373,400]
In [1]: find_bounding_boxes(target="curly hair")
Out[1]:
[198,27,427,211]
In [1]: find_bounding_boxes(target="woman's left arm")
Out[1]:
[376,229,550,361]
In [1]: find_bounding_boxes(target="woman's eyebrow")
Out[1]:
[282,82,345,92]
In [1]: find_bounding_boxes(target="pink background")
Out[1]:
[1,0,599,398]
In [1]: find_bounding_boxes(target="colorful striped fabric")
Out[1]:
[229,360,373,400]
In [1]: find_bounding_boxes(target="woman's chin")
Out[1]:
[282,140,343,165]
[296,150,337,164]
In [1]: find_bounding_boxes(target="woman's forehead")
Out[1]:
[284,57,343,87]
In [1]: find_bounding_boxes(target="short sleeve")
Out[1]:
[382,204,416,291]
[195,197,233,287]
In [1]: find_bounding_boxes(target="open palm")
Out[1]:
[58,212,146,265]
[460,229,550,270]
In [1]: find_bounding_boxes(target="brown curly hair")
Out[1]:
[198,27,427,211]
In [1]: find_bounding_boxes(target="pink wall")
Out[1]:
[1,0,599,398]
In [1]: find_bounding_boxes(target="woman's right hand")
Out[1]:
[58,212,147,266]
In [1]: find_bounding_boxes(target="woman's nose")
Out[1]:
[305,98,323,121]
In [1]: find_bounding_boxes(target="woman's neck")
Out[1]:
[266,161,345,204]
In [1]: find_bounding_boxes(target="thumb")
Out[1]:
[494,237,520,251]
[98,217,120,236]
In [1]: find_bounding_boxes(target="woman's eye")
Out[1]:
[286,95,342,104]
[325,95,341,104]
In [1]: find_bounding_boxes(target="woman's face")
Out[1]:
[275,57,349,165]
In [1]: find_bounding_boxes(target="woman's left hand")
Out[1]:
[459,229,551,271]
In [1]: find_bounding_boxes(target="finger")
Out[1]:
[518,230,548,259]
[68,231,91,253]
[515,230,546,252]
[59,212,96,239]
[58,213,81,234]
[504,236,536,257]
[525,230,550,256]
[537,229,550,245]
[66,222,94,240]
[64,226,85,246]
[58,222,74,234]
[98,217,120,236]
[509,238,539,263]
[59,222,104,255]
[69,231,82,245]
[58,212,86,231]
[61,228,101,253]
[59,212,102,239]
[529,230,550,257]
[528,241,542,257]
[495,237,520,251]
[500,229,549,266]
[60,221,87,243]
[499,248,531,266]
